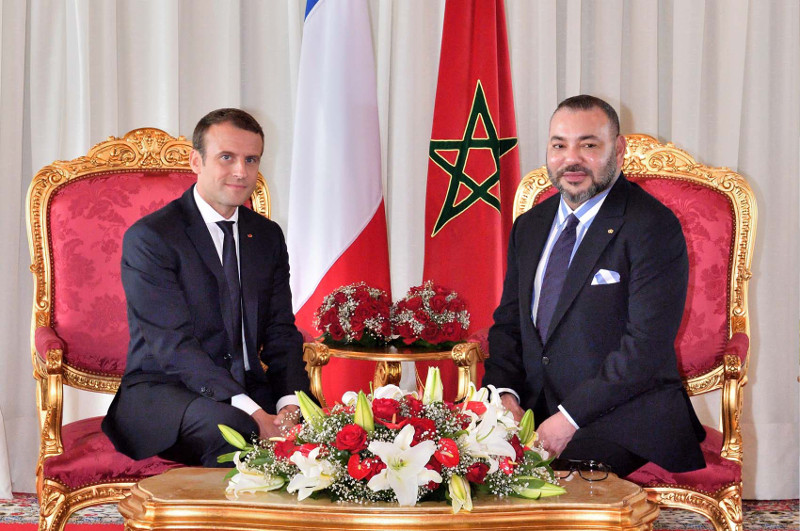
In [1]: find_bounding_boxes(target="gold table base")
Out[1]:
[302,341,486,407]
[119,468,659,530]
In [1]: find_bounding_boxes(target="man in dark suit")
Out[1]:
[102,108,311,467]
[483,95,705,477]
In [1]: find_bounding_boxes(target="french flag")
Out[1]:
[287,0,392,404]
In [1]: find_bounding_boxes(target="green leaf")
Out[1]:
[223,468,239,481]
[216,451,238,463]
[218,424,248,450]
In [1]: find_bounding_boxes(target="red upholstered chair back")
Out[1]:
[513,134,755,394]
[48,171,196,376]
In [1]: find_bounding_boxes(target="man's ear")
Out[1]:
[615,134,626,168]
[189,149,203,174]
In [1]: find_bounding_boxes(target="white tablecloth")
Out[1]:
[0,407,12,498]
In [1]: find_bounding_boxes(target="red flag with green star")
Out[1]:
[420,0,520,397]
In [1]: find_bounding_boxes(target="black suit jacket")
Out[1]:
[102,186,310,459]
[484,175,705,472]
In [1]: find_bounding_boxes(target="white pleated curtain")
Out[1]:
[0,0,797,499]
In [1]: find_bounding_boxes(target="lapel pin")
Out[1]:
[247,234,253,238]
[608,229,614,234]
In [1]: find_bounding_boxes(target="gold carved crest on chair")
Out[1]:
[26,128,270,531]
[515,134,756,531]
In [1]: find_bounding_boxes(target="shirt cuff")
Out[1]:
[276,394,300,413]
[231,394,261,416]
[496,387,521,403]
[558,404,580,429]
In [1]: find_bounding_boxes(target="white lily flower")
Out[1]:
[367,424,442,506]
[286,447,336,501]
[341,390,359,406]
[459,405,516,471]
[373,384,406,400]
[225,452,285,498]
[486,385,518,429]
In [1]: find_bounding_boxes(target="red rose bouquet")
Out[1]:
[314,282,392,347]
[391,281,470,348]
[219,369,564,513]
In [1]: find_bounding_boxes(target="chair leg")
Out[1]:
[38,481,69,531]
[715,484,743,531]
[645,483,742,531]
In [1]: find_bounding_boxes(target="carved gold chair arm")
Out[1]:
[720,352,745,463]
[718,333,749,463]
[303,342,331,406]
[32,327,67,497]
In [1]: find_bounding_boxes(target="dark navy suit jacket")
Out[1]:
[484,175,705,472]
[102,186,310,459]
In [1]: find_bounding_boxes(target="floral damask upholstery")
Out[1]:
[27,128,272,531]
[48,171,195,375]
[514,135,756,531]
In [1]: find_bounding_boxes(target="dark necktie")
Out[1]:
[216,221,246,386]
[536,214,579,342]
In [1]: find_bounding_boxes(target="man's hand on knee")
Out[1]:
[251,408,282,439]
[537,411,577,456]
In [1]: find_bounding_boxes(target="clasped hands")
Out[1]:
[501,394,576,457]
[252,405,301,439]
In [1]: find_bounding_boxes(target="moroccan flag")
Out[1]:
[287,0,391,404]
[420,0,520,398]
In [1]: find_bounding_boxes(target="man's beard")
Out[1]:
[547,154,618,206]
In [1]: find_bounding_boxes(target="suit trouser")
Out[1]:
[159,372,275,468]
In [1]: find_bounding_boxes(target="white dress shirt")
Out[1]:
[193,186,298,415]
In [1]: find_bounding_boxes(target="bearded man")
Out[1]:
[483,95,706,477]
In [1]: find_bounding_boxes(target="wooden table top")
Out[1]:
[119,467,659,530]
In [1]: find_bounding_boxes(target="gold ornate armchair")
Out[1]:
[26,128,271,531]
[515,135,756,531]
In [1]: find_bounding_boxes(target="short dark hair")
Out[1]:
[192,108,265,158]
[553,95,620,137]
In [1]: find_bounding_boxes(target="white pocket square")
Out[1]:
[591,269,620,285]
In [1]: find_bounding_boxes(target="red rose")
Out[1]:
[328,322,345,341]
[406,417,436,445]
[465,462,490,483]
[434,438,460,467]
[421,324,440,344]
[430,294,448,313]
[319,308,337,327]
[416,311,431,326]
[509,435,524,462]
[350,318,366,332]
[380,320,391,337]
[333,292,348,304]
[404,396,424,416]
[447,298,465,313]
[353,289,369,303]
[442,322,460,342]
[334,424,368,452]
[372,398,401,421]
[353,304,372,322]
[406,296,423,311]
[273,439,300,460]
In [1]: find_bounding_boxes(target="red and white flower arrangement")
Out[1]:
[314,282,392,347]
[391,281,470,348]
[219,369,564,513]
